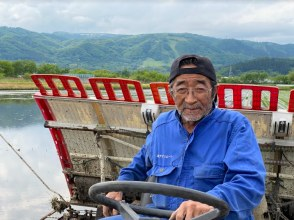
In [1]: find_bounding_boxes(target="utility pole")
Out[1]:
[229,65,232,77]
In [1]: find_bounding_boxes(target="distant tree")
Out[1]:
[129,70,168,83]
[219,76,241,84]
[216,72,222,81]
[23,73,32,80]
[13,60,37,75]
[37,63,61,74]
[12,61,23,75]
[269,71,281,77]
[70,68,91,75]
[0,61,14,77]
[288,70,294,83]
[59,67,70,74]
[271,75,290,84]
[239,71,268,84]
[92,69,118,78]
[119,68,131,77]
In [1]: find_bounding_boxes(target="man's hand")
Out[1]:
[169,200,213,220]
[102,191,123,217]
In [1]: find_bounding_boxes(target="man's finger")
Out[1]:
[102,206,111,217]
[112,209,119,216]
[169,210,177,220]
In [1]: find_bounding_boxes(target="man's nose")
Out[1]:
[184,90,198,104]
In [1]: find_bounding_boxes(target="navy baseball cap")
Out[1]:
[169,54,216,83]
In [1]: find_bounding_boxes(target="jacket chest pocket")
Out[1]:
[147,165,177,184]
[193,163,226,192]
[146,165,177,209]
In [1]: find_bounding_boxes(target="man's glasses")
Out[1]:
[171,86,212,97]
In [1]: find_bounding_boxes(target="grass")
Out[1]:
[0,79,36,90]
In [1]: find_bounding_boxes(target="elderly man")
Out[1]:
[102,54,266,220]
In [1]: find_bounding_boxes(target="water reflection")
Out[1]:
[0,100,43,128]
[0,92,69,220]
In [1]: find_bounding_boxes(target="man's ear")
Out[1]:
[212,85,217,103]
[169,86,175,99]
[213,93,217,103]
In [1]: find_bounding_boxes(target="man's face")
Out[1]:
[171,72,214,123]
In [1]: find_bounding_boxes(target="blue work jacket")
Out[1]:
[118,107,266,219]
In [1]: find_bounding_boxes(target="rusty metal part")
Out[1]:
[51,197,70,213]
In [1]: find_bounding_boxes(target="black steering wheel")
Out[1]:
[89,181,229,220]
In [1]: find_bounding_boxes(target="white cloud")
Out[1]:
[72,15,93,24]
[0,0,294,44]
[0,2,41,27]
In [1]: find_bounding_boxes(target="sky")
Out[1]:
[0,0,294,44]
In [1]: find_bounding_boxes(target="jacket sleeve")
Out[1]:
[206,118,266,216]
[117,133,152,181]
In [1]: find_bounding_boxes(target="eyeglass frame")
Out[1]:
[170,85,213,97]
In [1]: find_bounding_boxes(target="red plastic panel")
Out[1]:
[33,95,74,195]
[33,95,55,120]
[89,77,146,102]
[288,89,294,112]
[150,82,175,105]
[49,128,74,195]
[31,74,88,98]
[217,84,279,111]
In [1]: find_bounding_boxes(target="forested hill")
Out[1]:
[219,58,294,76]
[1,26,294,72]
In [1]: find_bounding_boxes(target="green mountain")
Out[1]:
[219,57,294,76]
[1,26,294,72]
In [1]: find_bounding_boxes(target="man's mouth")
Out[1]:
[183,108,201,113]
[184,107,201,110]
